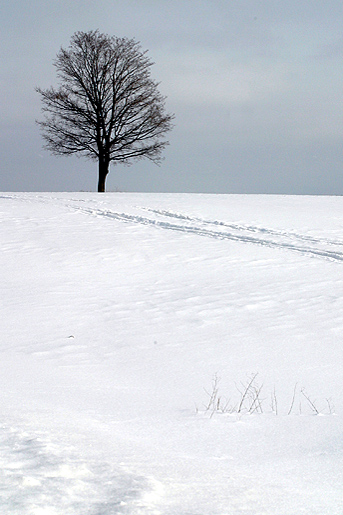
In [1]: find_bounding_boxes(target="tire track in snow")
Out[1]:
[72,206,343,263]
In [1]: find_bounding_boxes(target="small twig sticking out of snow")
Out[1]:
[326,398,335,415]
[203,373,220,412]
[271,386,278,415]
[288,383,298,415]
[301,388,319,415]
[248,381,264,414]
[203,374,233,417]
[236,373,259,413]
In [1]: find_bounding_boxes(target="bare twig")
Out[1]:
[288,383,298,415]
[271,386,278,415]
[248,383,264,413]
[301,388,319,414]
[203,373,220,412]
[237,373,259,413]
[326,398,335,415]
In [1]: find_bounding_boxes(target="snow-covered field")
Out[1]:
[1,192,343,514]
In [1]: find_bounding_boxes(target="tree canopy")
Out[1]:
[36,30,174,191]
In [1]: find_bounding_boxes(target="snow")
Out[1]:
[1,192,343,514]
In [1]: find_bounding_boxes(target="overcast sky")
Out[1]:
[2,0,343,193]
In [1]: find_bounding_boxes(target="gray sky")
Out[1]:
[2,0,343,193]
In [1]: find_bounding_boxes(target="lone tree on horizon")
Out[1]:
[36,30,174,192]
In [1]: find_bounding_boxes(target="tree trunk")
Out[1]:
[98,157,109,192]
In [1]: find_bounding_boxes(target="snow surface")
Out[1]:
[1,192,343,514]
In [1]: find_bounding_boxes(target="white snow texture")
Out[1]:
[1,192,343,514]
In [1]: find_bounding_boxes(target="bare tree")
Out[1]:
[36,30,174,192]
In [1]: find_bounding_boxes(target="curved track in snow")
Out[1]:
[2,194,342,261]
[72,204,343,263]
